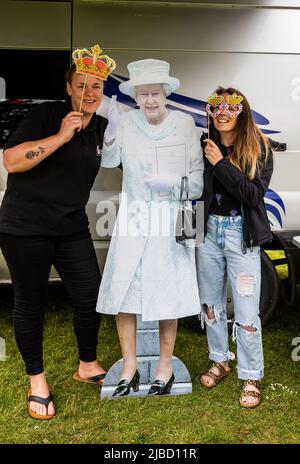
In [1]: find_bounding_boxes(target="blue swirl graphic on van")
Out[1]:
[106,74,281,134]
[264,189,286,227]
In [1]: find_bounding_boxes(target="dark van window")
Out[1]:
[0,49,70,148]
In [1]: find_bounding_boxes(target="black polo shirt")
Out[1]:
[0,99,107,236]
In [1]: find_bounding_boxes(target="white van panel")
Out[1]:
[270,192,300,230]
[0,1,71,50]
[73,3,300,53]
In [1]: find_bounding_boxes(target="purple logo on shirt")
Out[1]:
[215,193,222,206]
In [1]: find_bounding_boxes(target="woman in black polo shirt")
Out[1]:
[0,60,111,420]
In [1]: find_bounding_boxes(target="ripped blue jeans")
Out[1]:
[196,214,264,380]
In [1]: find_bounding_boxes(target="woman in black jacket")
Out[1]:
[197,87,273,408]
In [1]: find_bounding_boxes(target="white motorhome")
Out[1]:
[1,0,300,329]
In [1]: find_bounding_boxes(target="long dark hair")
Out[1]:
[209,86,269,179]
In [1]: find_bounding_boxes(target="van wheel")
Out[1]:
[259,249,280,326]
[184,249,279,333]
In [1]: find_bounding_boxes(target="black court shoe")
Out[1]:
[112,370,140,398]
[147,373,175,396]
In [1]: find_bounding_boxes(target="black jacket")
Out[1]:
[200,133,274,247]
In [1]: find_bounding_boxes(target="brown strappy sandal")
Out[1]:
[200,362,231,389]
[239,380,261,408]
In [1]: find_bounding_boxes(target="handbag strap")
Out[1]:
[179,176,189,202]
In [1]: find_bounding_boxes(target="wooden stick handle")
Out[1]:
[207,113,210,140]
[79,74,88,113]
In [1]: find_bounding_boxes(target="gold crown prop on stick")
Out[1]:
[72,44,116,112]
[72,44,116,81]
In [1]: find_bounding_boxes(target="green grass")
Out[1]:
[1,273,300,444]
[265,250,288,279]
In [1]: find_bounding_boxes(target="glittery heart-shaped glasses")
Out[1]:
[206,93,244,119]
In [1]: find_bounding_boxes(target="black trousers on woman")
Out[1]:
[0,230,101,375]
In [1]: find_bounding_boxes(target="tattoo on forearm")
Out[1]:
[25,146,46,160]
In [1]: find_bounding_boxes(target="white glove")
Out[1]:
[144,174,177,193]
[104,95,123,142]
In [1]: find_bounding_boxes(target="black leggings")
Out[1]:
[0,230,101,375]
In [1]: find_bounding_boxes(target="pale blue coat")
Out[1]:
[96,109,204,321]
